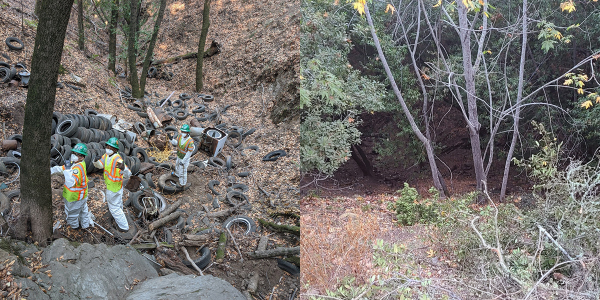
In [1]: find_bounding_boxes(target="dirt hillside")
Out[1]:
[0,0,299,298]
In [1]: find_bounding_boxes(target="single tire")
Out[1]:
[7,134,22,145]
[226,131,242,148]
[56,119,79,137]
[132,147,149,163]
[225,156,232,171]
[172,99,184,109]
[226,191,248,206]
[223,215,256,235]
[183,246,211,270]
[179,93,192,100]
[208,157,225,168]
[174,109,189,120]
[277,259,300,275]
[202,94,214,102]
[145,173,156,189]
[84,109,98,116]
[147,67,157,78]
[262,150,287,161]
[0,67,11,83]
[191,105,206,114]
[229,183,249,193]
[157,174,181,194]
[207,180,221,195]
[237,171,250,177]
[133,122,146,135]
[125,190,143,207]
[242,128,256,138]
[136,111,149,118]
[5,37,24,51]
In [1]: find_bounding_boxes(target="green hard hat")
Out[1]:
[180,124,191,133]
[72,143,88,156]
[106,137,120,150]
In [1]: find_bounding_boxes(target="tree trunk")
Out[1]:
[139,0,167,94]
[364,5,445,198]
[457,3,486,194]
[500,0,528,201]
[77,0,84,51]
[108,0,119,74]
[127,0,140,98]
[34,0,43,16]
[195,0,211,92]
[17,0,74,245]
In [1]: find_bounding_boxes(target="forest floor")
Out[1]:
[0,0,299,298]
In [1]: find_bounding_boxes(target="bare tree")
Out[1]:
[17,0,74,245]
[108,0,119,74]
[127,0,167,98]
[196,0,212,92]
[363,4,447,198]
[77,0,84,51]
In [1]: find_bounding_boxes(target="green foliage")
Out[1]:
[300,0,385,174]
[58,64,67,75]
[23,19,38,29]
[512,121,561,186]
[387,183,438,226]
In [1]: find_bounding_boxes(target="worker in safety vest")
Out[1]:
[170,124,195,186]
[50,143,91,229]
[93,137,131,231]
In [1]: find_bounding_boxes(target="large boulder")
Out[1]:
[126,273,246,300]
[38,238,158,300]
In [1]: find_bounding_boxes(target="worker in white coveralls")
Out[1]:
[50,143,91,229]
[170,124,195,187]
[93,137,131,231]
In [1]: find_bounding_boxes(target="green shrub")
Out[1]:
[387,183,438,226]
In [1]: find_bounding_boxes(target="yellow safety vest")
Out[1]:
[62,161,88,202]
[102,153,124,192]
[177,136,194,159]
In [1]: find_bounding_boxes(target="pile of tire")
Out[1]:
[50,111,146,175]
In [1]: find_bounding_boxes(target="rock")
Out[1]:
[0,248,32,278]
[39,238,158,300]
[126,273,246,300]
[13,277,49,300]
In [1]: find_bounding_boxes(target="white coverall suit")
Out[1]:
[93,153,131,231]
[171,134,195,186]
[51,162,91,229]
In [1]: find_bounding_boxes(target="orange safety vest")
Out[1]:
[62,161,88,202]
[102,153,124,192]
[177,135,194,159]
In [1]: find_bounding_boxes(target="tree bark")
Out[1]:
[127,0,140,98]
[139,0,167,94]
[247,246,300,259]
[196,0,212,92]
[148,210,184,231]
[17,0,74,245]
[500,0,528,201]
[77,0,84,51]
[34,0,43,16]
[364,4,446,198]
[108,0,119,74]
[457,2,486,195]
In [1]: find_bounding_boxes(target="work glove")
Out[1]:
[93,160,103,169]
[50,166,64,175]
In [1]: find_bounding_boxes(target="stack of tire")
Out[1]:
[51,111,146,175]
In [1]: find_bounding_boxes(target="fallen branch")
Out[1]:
[258,218,300,236]
[159,197,187,218]
[178,240,210,247]
[182,234,213,241]
[247,246,300,259]
[215,231,227,260]
[226,227,244,263]
[247,236,268,293]
[181,246,203,276]
[205,201,245,218]
[131,242,173,250]
[148,210,184,231]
